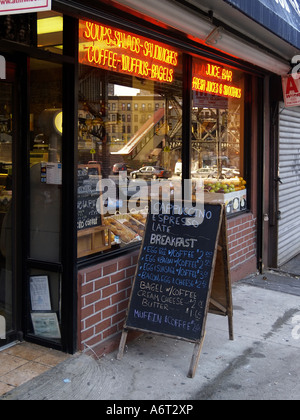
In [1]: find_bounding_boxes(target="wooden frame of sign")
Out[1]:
[117,202,233,378]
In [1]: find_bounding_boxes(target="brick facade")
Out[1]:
[78,212,257,352]
[227,213,257,275]
[78,252,139,352]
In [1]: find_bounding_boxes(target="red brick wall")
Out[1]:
[227,212,257,281]
[78,212,257,351]
[78,252,139,352]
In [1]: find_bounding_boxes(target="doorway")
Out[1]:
[0,61,18,348]
[277,102,300,266]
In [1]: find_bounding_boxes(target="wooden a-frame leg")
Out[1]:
[187,333,206,379]
[117,329,128,360]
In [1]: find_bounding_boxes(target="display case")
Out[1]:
[205,189,247,215]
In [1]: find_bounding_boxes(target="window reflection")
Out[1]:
[77,40,183,257]
[29,60,63,262]
[191,58,247,215]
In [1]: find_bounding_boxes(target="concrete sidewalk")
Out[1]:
[1,270,300,400]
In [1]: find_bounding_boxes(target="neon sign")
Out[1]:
[79,20,179,83]
[192,60,242,99]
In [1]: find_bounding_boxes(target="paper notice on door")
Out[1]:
[40,162,62,185]
[31,312,61,339]
[46,163,62,185]
[30,276,52,311]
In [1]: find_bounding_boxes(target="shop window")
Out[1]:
[27,59,63,344]
[191,57,247,216]
[29,59,63,262]
[78,19,182,258]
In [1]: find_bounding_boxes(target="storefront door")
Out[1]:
[0,61,17,347]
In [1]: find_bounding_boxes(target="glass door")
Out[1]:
[0,63,16,347]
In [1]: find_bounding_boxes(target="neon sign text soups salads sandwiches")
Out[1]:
[79,20,179,83]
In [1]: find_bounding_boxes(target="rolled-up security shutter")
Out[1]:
[278,102,300,266]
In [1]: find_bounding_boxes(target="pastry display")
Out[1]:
[103,217,138,243]
[123,218,145,237]
[131,213,147,225]
[103,212,147,244]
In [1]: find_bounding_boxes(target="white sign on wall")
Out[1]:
[0,56,6,80]
[0,0,52,15]
[282,74,300,107]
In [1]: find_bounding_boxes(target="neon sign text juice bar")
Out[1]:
[192,61,242,99]
[79,20,179,83]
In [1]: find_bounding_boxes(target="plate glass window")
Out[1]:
[77,19,183,258]
[191,57,247,215]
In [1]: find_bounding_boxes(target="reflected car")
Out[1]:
[192,168,217,178]
[112,163,132,175]
[130,166,171,180]
[192,167,240,179]
[221,167,240,178]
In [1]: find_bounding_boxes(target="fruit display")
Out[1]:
[204,177,246,194]
[199,177,247,215]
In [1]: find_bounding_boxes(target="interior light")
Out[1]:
[54,111,63,135]
[37,16,63,35]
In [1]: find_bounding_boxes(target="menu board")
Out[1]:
[124,203,223,343]
[77,164,102,231]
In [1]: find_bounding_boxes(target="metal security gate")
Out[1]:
[278,103,300,266]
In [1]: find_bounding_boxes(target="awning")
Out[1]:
[111,0,291,75]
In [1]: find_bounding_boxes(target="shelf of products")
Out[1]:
[202,177,247,215]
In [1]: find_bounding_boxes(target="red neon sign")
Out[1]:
[79,20,179,83]
[192,61,242,99]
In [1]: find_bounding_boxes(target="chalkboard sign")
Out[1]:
[118,202,233,378]
[124,202,223,342]
[77,164,102,231]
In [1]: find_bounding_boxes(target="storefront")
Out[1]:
[0,0,295,354]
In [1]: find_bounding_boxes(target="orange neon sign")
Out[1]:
[79,20,179,83]
[192,60,242,99]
